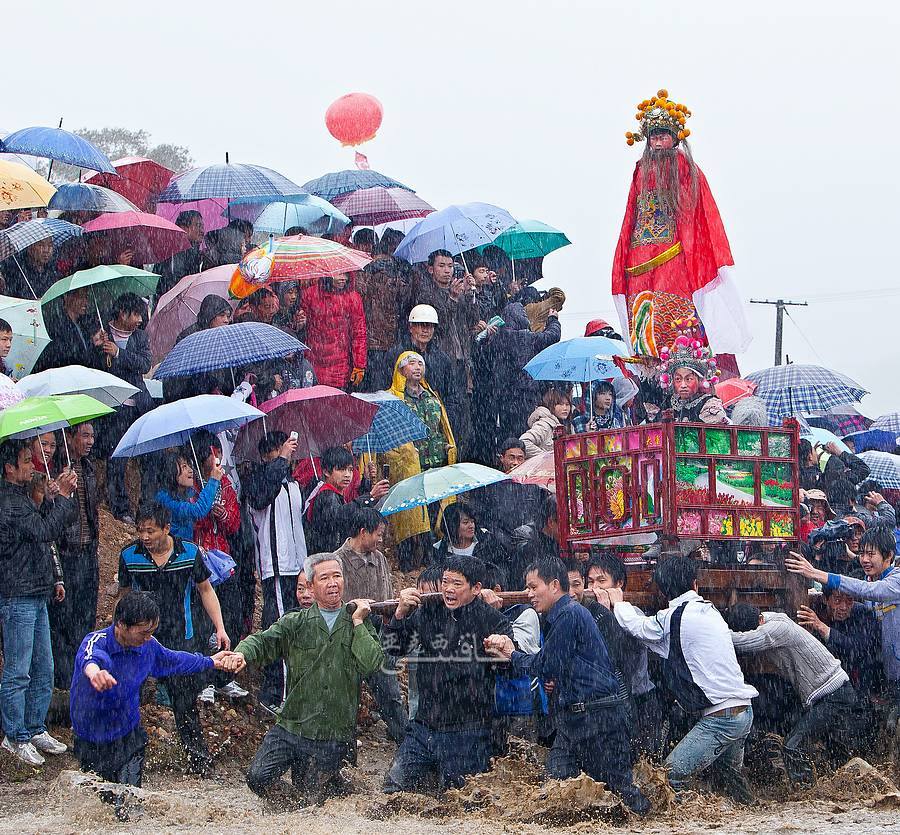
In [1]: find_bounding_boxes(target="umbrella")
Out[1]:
[0,160,56,210]
[350,391,428,454]
[508,451,556,492]
[0,394,113,465]
[81,211,190,264]
[0,375,24,410]
[804,412,873,437]
[157,162,306,203]
[228,195,350,236]
[0,218,82,262]
[85,156,174,212]
[0,295,51,379]
[48,183,138,214]
[146,264,237,362]
[331,187,434,226]
[233,386,378,462]
[302,169,413,202]
[843,429,898,453]
[716,377,757,408]
[42,265,160,312]
[477,219,571,260]
[157,198,229,234]
[746,364,869,423]
[524,337,632,383]
[799,426,852,455]
[112,395,264,458]
[858,451,900,489]
[17,365,139,408]
[873,412,900,434]
[380,463,509,516]
[153,322,307,379]
[0,126,115,174]
[394,202,517,265]
[228,235,372,299]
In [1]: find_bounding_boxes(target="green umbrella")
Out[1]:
[41,264,160,315]
[477,219,571,260]
[0,394,113,466]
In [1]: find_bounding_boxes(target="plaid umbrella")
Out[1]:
[858,451,900,489]
[233,386,378,462]
[0,218,81,261]
[153,322,307,379]
[351,391,428,454]
[745,364,868,423]
[158,162,305,203]
[228,234,372,299]
[48,182,138,213]
[331,187,434,226]
[873,412,900,434]
[805,413,873,436]
[302,169,413,202]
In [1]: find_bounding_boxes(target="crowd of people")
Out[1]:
[1,183,900,822]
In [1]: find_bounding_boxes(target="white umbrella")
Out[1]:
[17,365,139,408]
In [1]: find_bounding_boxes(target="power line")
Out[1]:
[783,307,825,365]
[749,299,808,366]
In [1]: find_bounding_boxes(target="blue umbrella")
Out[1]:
[525,337,632,383]
[380,463,509,516]
[746,364,868,423]
[394,202,517,264]
[843,428,898,453]
[157,162,306,203]
[0,126,115,174]
[112,394,264,458]
[48,182,138,213]
[228,194,350,235]
[302,169,413,202]
[154,322,308,379]
[351,391,428,454]
[799,426,852,454]
[0,218,82,261]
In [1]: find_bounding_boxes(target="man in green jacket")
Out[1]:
[225,552,384,803]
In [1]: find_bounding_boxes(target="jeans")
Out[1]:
[547,703,649,814]
[246,725,348,796]
[0,596,54,742]
[383,719,491,792]
[49,544,99,689]
[665,705,754,789]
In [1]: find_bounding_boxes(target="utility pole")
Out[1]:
[750,299,808,366]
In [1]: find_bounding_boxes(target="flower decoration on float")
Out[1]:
[625,88,692,146]
[657,316,720,391]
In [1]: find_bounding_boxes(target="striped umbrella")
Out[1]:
[745,364,868,423]
[351,391,428,454]
[153,322,307,379]
[228,234,372,299]
[158,162,305,203]
[331,187,434,226]
[858,451,900,489]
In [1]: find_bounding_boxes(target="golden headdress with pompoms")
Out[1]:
[625,89,692,146]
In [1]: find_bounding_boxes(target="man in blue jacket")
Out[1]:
[71,592,231,819]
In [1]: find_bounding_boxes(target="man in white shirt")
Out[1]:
[603,557,757,804]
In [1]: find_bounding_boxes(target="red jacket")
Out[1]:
[301,279,367,388]
[192,473,240,553]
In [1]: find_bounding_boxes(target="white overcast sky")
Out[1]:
[6,0,898,415]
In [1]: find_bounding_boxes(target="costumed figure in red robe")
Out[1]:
[612,89,750,362]
[657,316,729,424]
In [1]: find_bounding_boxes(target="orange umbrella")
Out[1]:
[715,377,757,408]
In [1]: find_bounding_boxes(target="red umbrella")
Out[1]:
[331,186,434,226]
[715,377,757,408]
[81,211,190,265]
[508,451,556,492]
[85,156,174,212]
[234,385,378,462]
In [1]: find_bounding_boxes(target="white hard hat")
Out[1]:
[408,304,439,324]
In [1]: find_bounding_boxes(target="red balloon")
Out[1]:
[325,93,383,147]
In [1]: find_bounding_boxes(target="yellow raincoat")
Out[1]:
[383,351,457,543]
